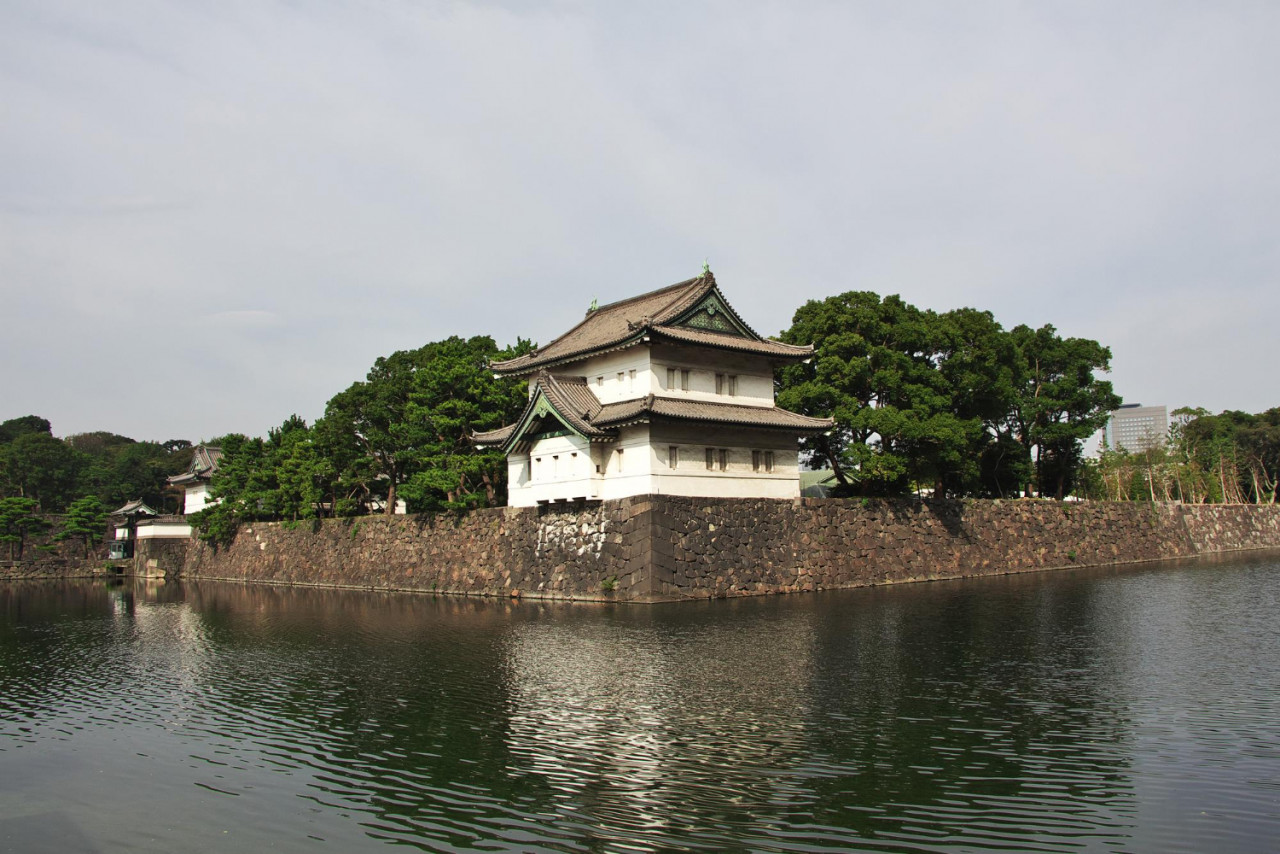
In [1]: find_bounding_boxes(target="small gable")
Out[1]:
[671,290,751,338]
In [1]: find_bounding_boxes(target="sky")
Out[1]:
[2,0,1277,444]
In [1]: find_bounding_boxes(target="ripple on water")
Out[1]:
[3,561,1280,852]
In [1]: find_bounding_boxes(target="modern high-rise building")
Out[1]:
[1105,404,1169,452]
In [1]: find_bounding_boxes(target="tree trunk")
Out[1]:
[385,480,397,516]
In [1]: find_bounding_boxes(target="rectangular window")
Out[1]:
[715,373,725,394]
[681,369,690,391]
[552,455,559,477]
[617,372,625,386]
[666,368,676,389]
[668,446,679,469]
[718,449,728,471]
[728,375,738,397]
[765,451,775,473]
[629,369,636,392]
[597,375,604,387]
[615,448,624,473]
[752,450,761,471]
[706,448,715,470]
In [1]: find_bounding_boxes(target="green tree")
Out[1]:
[777,293,1012,497]
[400,336,533,510]
[0,415,52,444]
[70,433,185,509]
[189,434,265,547]
[321,336,532,514]
[0,497,46,560]
[0,432,84,511]
[270,416,330,521]
[1237,408,1280,504]
[931,307,1021,497]
[1006,325,1121,499]
[56,495,108,558]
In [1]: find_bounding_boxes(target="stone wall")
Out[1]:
[0,516,114,580]
[646,498,1280,599]
[134,498,1280,602]
[141,499,655,601]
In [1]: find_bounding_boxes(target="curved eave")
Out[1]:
[471,425,515,448]
[648,326,814,362]
[475,385,614,455]
[594,396,834,435]
[645,411,833,435]
[491,331,651,377]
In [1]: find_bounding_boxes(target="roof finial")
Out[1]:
[588,297,598,313]
[702,258,710,276]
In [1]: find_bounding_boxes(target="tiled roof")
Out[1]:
[471,424,516,446]
[167,444,223,486]
[541,374,607,435]
[491,274,711,375]
[472,373,610,449]
[595,395,833,433]
[649,325,812,358]
[110,499,159,517]
[489,271,810,375]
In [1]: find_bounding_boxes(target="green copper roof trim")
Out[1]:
[500,387,594,454]
[529,428,574,442]
[670,289,753,339]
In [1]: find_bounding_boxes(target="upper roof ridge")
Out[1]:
[592,272,709,315]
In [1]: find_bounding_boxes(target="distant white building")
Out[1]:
[474,271,832,506]
[167,445,223,515]
[128,444,227,541]
[1105,404,1169,453]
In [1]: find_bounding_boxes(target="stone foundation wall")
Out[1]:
[133,498,1280,602]
[140,499,654,601]
[646,498,1280,599]
[0,518,113,580]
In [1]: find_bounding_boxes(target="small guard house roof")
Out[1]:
[167,445,223,486]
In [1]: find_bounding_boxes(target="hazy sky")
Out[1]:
[3,1,1277,443]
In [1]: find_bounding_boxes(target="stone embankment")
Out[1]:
[130,497,1280,603]
[0,519,113,581]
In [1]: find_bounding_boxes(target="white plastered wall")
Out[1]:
[566,349,654,405]
[508,433,598,506]
[183,483,212,515]
[648,422,800,499]
[135,520,194,539]
[648,343,776,407]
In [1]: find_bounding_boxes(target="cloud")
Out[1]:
[208,310,280,328]
[1,0,1278,441]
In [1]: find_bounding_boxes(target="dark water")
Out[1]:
[3,555,1280,853]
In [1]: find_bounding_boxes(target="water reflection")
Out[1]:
[2,556,1280,853]
[501,604,818,849]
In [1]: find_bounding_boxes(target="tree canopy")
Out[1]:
[191,335,533,545]
[0,417,191,513]
[1086,407,1279,504]
[0,497,46,560]
[777,291,1120,499]
[55,495,108,558]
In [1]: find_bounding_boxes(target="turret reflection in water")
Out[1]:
[499,602,818,846]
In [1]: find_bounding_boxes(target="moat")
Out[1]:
[3,552,1280,852]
